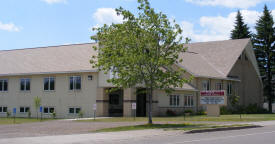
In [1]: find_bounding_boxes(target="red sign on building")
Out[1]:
[200,90,225,96]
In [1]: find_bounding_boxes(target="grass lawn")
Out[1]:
[0,117,52,125]
[95,123,252,132]
[80,114,275,122]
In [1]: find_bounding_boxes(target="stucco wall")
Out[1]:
[0,72,97,118]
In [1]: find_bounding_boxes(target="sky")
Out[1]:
[0,0,274,50]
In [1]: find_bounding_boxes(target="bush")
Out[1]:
[220,106,232,115]
[52,112,56,119]
[78,111,84,118]
[184,109,193,114]
[196,109,206,115]
[220,104,269,115]
[166,109,177,116]
[6,111,10,118]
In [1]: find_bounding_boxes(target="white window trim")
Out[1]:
[0,106,7,113]
[0,79,8,92]
[19,107,30,113]
[227,82,232,95]
[202,80,210,91]
[20,78,31,91]
[68,107,81,114]
[184,94,194,107]
[69,76,81,91]
[43,106,55,114]
[169,95,180,107]
[44,77,55,91]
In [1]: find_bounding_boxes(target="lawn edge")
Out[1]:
[186,125,262,134]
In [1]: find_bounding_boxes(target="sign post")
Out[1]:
[40,106,43,121]
[131,103,136,120]
[93,104,97,120]
[200,90,227,117]
[13,108,16,124]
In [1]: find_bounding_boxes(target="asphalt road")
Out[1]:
[1,123,275,144]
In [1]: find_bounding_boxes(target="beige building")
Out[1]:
[0,39,263,118]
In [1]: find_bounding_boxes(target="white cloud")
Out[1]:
[42,0,67,4]
[181,10,275,42]
[0,21,20,32]
[93,8,123,26]
[185,0,268,9]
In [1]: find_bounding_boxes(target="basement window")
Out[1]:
[0,106,7,113]
[19,107,30,113]
[69,107,81,114]
[43,107,55,114]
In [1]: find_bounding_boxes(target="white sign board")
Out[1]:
[200,90,225,105]
[200,96,225,104]
[93,104,97,111]
[132,103,136,110]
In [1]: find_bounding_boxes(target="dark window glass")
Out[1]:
[0,107,2,112]
[3,80,8,91]
[50,78,55,90]
[69,108,74,114]
[44,107,49,113]
[20,107,24,112]
[25,79,30,91]
[20,79,25,91]
[44,78,49,90]
[75,77,81,90]
[3,107,7,112]
[25,107,30,113]
[75,108,81,113]
[0,80,2,91]
[69,77,74,90]
[49,108,54,113]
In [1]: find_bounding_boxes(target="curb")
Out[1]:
[186,125,262,134]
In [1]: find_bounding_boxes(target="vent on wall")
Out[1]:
[88,75,93,80]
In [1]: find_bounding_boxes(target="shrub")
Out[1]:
[166,109,177,116]
[6,111,10,118]
[196,109,206,115]
[220,106,232,115]
[78,111,84,118]
[52,112,56,119]
[184,109,193,114]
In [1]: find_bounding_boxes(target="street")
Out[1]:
[1,123,275,144]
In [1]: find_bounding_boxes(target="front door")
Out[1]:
[136,88,147,117]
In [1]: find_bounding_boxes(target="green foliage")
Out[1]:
[252,5,275,113]
[52,112,56,119]
[231,10,251,39]
[184,109,193,114]
[220,104,269,115]
[33,96,41,119]
[91,0,190,124]
[6,111,10,118]
[78,111,84,118]
[196,109,206,115]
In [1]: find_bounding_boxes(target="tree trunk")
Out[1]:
[147,87,153,124]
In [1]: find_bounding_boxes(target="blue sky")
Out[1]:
[0,0,274,50]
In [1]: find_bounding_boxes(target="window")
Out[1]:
[19,107,30,113]
[44,77,55,91]
[69,76,81,90]
[109,66,118,79]
[169,95,179,106]
[69,107,81,114]
[0,79,8,92]
[184,95,194,107]
[0,106,7,113]
[227,82,232,95]
[20,78,30,91]
[216,83,223,90]
[43,107,55,114]
[202,80,210,90]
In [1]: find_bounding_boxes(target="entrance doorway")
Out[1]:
[108,89,123,117]
[136,88,147,117]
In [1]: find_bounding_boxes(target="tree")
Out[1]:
[231,10,251,39]
[253,5,275,113]
[91,0,190,124]
[34,96,41,119]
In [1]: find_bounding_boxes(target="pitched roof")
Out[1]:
[179,38,250,79]
[0,43,97,76]
[0,39,251,79]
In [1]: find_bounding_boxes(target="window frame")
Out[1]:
[43,107,55,114]
[69,76,81,90]
[0,79,8,92]
[202,80,210,91]
[19,106,30,113]
[0,106,7,113]
[227,82,233,95]
[215,82,223,90]
[169,95,180,107]
[44,77,55,91]
[68,107,81,114]
[20,78,31,91]
[184,94,194,107]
